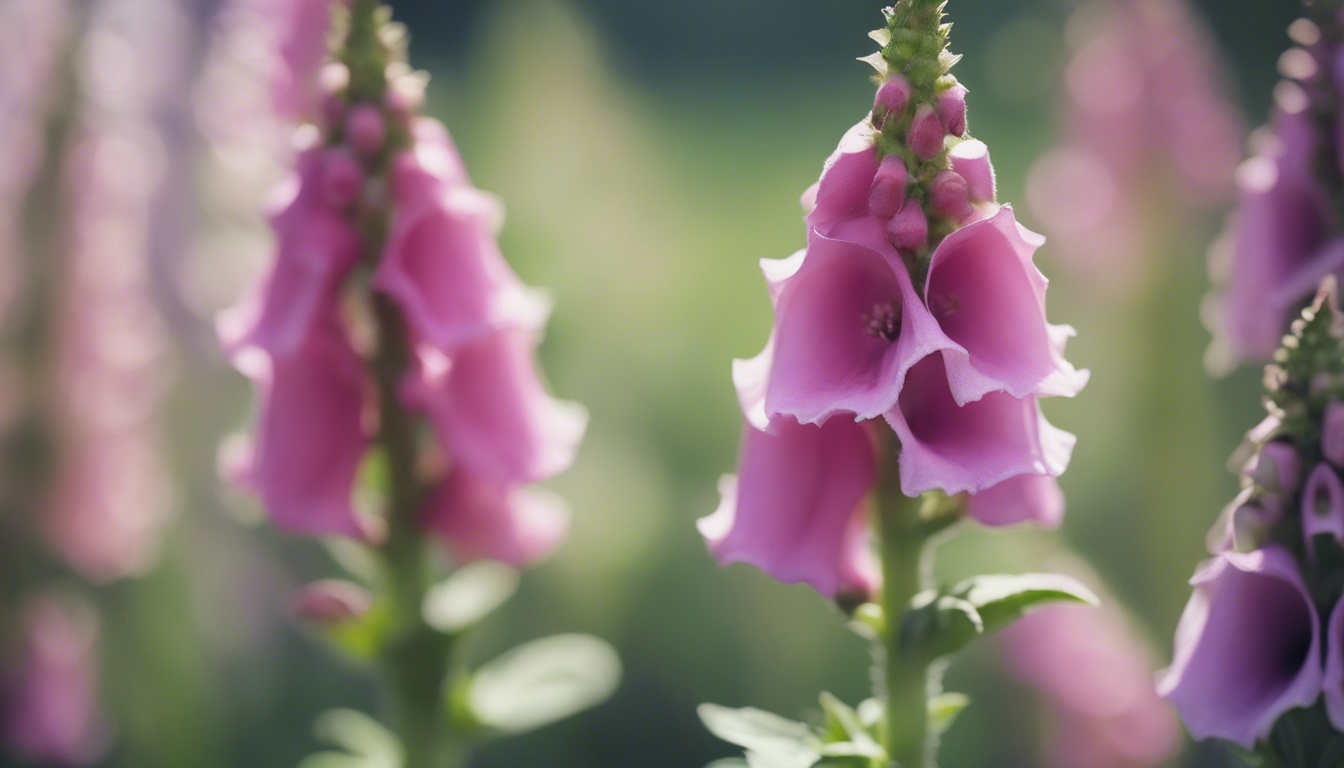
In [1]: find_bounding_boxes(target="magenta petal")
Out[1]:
[924,205,1088,404]
[1302,463,1344,556]
[699,417,877,598]
[422,467,568,567]
[374,122,549,352]
[1157,548,1322,747]
[218,149,363,359]
[407,329,587,487]
[765,229,953,423]
[237,313,370,538]
[886,354,1075,496]
[806,119,880,235]
[964,473,1064,528]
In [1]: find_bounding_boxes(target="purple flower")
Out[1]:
[421,466,569,567]
[1323,401,1344,468]
[1157,547,1322,747]
[1302,463,1344,555]
[1324,597,1344,730]
[964,473,1064,528]
[2,592,109,766]
[699,416,878,600]
[271,0,343,120]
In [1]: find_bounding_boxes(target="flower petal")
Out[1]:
[422,467,568,567]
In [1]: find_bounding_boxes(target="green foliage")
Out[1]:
[467,634,621,735]
[949,573,1098,636]
[927,693,969,735]
[323,599,395,659]
[421,561,520,634]
[298,709,401,768]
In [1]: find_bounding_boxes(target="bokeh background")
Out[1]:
[0,0,1313,766]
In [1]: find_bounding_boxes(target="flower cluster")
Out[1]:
[219,25,585,566]
[700,5,1087,601]
[1026,0,1241,297]
[1209,11,1344,368]
[1160,281,1344,748]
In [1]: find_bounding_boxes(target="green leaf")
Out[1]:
[299,709,400,768]
[323,599,395,659]
[817,693,881,757]
[422,561,520,633]
[928,692,969,735]
[469,634,621,734]
[697,704,821,768]
[951,573,1098,636]
[899,592,983,659]
[704,761,751,768]
[1317,735,1344,768]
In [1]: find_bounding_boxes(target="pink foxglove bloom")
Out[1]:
[704,33,1086,595]
[221,59,584,557]
[1158,547,1323,747]
[271,0,344,120]
[1028,0,1241,298]
[1,593,109,766]
[999,592,1179,768]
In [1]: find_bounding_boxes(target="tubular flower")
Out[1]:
[220,30,584,562]
[703,7,1086,597]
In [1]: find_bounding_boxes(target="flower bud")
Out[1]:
[386,72,427,124]
[908,104,945,160]
[929,171,972,221]
[868,155,907,218]
[886,202,927,251]
[346,103,386,157]
[937,83,968,137]
[948,139,995,203]
[322,150,364,209]
[1303,463,1344,556]
[319,63,350,127]
[873,75,911,128]
[1245,440,1303,496]
[292,580,372,626]
[1324,402,1344,468]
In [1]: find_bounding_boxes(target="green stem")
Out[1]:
[875,452,933,768]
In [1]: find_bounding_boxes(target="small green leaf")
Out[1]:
[301,709,400,768]
[697,704,821,768]
[817,693,880,757]
[470,634,621,734]
[856,699,882,729]
[951,573,1098,636]
[324,599,395,659]
[324,539,378,582]
[900,593,983,659]
[928,692,969,735]
[422,561,520,633]
[704,761,750,768]
[1272,714,1306,768]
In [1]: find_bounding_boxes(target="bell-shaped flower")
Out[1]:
[762,227,951,425]
[1219,96,1343,362]
[923,205,1089,405]
[271,0,342,120]
[1324,401,1344,468]
[1,592,109,766]
[699,416,878,600]
[372,119,550,353]
[1157,547,1322,747]
[1303,463,1344,557]
[421,467,568,567]
[233,312,371,539]
[964,473,1065,528]
[403,329,586,488]
[885,354,1075,496]
[805,120,881,237]
[1323,597,1344,730]
[218,148,364,359]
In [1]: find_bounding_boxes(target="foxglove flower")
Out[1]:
[271,0,344,120]
[705,9,1086,595]
[422,466,569,567]
[1,593,109,766]
[1158,547,1322,747]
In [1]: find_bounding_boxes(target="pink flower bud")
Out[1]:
[868,155,907,217]
[948,139,996,203]
[318,63,349,127]
[886,202,927,251]
[386,72,426,124]
[292,580,372,625]
[908,104,945,159]
[346,103,386,157]
[937,83,968,136]
[1303,463,1344,557]
[322,150,364,209]
[1325,402,1344,468]
[873,75,911,128]
[929,171,972,221]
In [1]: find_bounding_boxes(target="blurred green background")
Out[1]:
[4,0,1316,766]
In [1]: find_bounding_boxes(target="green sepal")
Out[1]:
[323,598,395,659]
[468,634,621,735]
[421,561,520,634]
[950,573,1099,636]
[817,693,882,759]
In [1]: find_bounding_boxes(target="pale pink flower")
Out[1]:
[421,466,569,567]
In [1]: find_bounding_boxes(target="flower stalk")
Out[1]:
[876,482,931,768]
